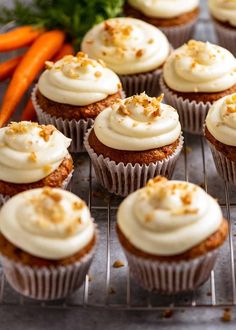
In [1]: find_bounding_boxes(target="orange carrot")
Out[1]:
[0,26,44,52]
[20,99,36,121]
[53,43,74,62]
[0,30,65,127]
[0,55,23,81]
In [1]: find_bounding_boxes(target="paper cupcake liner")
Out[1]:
[32,86,94,153]
[212,20,236,56]
[119,69,162,97]
[0,170,73,208]
[84,129,184,197]
[206,138,236,185]
[0,233,97,300]
[160,76,211,135]
[159,17,198,49]
[123,248,219,294]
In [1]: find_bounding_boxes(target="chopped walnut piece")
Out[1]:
[181,193,192,205]
[117,104,131,116]
[6,122,36,135]
[136,49,144,58]
[112,260,125,268]
[145,213,154,222]
[72,201,84,210]
[148,38,154,44]
[146,176,168,187]
[42,187,62,202]
[28,152,37,163]
[45,61,54,70]
[43,164,52,174]
[39,125,55,142]
[94,71,102,78]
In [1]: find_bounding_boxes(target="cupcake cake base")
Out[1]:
[84,129,183,197]
[0,232,97,300]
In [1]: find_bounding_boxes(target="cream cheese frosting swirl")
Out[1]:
[209,0,236,27]
[93,93,181,151]
[128,0,199,18]
[117,177,222,256]
[0,122,71,184]
[0,188,95,259]
[206,93,236,145]
[81,18,170,75]
[163,40,236,93]
[38,52,121,106]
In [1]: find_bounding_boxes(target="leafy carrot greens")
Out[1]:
[0,0,124,49]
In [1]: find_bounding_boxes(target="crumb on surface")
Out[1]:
[221,308,232,322]
[112,260,125,268]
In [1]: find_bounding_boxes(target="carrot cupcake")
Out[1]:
[81,17,170,97]
[124,0,200,48]
[0,121,73,204]
[117,176,228,293]
[208,0,236,55]
[205,93,236,184]
[0,187,97,300]
[160,40,236,134]
[84,92,183,196]
[33,52,123,152]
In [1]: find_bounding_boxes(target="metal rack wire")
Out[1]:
[1,1,236,314]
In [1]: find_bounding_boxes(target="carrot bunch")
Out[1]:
[0,26,75,126]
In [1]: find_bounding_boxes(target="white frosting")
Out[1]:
[0,122,71,184]
[81,18,170,75]
[206,93,236,145]
[209,0,236,27]
[128,0,199,18]
[163,40,236,93]
[117,177,222,256]
[38,52,121,106]
[0,188,95,260]
[93,93,181,151]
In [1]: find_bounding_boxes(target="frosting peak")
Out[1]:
[0,188,95,259]
[38,52,121,106]
[117,177,222,256]
[81,18,170,75]
[163,40,236,93]
[93,93,181,151]
[117,92,164,121]
[206,93,236,145]
[0,121,71,184]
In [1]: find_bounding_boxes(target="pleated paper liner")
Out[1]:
[122,248,219,294]
[159,17,198,49]
[0,229,98,300]
[212,20,236,56]
[84,129,184,197]
[160,76,211,135]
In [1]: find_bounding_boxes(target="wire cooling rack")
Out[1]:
[1,1,236,315]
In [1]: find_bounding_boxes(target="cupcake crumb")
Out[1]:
[162,309,173,319]
[221,308,232,322]
[109,287,116,294]
[112,260,125,268]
